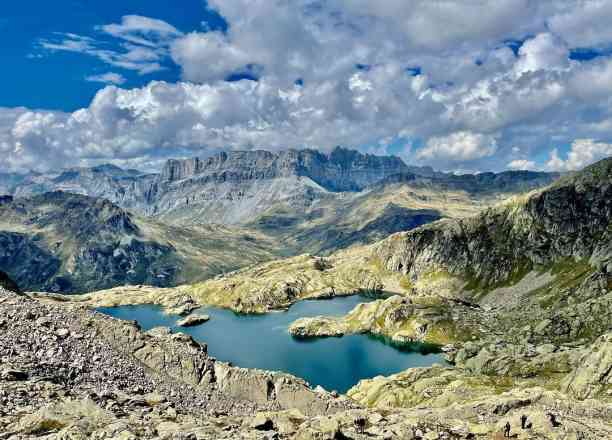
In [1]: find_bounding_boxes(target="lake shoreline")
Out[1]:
[96,295,444,394]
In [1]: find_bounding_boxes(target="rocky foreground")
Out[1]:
[2,286,612,439]
[0,286,361,439]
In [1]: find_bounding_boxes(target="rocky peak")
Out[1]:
[160,157,204,182]
[159,147,409,191]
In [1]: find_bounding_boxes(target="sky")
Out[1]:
[2,1,612,174]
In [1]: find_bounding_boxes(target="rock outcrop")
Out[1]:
[188,252,385,313]
[4,286,612,438]
[562,332,612,400]
[177,314,210,327]
[373,158,612,292]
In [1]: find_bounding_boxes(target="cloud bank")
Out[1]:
[3,1,612,172]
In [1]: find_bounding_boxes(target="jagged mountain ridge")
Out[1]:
[375,169,560,195]
[4,147,559,227]
[0,148,563,293]
[8,147,413,219]
[159,147,413,190]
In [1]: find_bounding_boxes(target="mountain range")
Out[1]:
[0,147,560,293]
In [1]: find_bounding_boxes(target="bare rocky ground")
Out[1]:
[0,287,358,439]
[2,285,612,440]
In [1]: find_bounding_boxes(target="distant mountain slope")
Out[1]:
[0,192,280,293]
[11,165,158,213]
[2,147,561,265]
[0,172,28,195]
[6,147,557,230]
[168,157,610,343]
[8,147,415,221]
[376,169,560,195]
[247,169,560,255]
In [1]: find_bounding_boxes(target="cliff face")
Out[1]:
[158,147,408,191]
[5,147,413,225]
[373,158,612,291]
[4,147,559,229]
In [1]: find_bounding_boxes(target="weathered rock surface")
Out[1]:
[177,314,210,327]
[6,283,612,438]
[188,252,386,313]
[373,158,612,296]
[562,332,612,400]
[289,294,480,346]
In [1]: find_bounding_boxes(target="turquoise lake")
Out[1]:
[97,295,443,393]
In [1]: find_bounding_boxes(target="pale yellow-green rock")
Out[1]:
[562,332,612,400]
[17,398,114,436]
[177,313,210,327]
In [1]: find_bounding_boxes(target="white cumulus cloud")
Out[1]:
[417,131,498,162]
[85,72,126,85]
[546,139,612,171]
[10,2,612,173]
[507,159,537,170]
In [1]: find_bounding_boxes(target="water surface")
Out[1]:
[98,295,443,393]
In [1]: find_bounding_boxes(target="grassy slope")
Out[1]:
[248,182,507,256]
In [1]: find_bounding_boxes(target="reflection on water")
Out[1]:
[97,295,443,393]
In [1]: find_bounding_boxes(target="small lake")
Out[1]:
[97,295,443,393]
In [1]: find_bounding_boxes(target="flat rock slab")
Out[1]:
[177,314,210,327]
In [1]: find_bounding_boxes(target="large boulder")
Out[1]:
[562,332,612,399]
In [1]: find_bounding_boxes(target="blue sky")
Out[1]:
[1,1,225,111]
[2,1,612,174]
